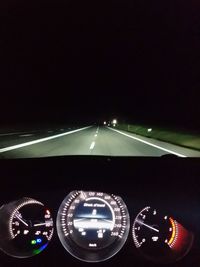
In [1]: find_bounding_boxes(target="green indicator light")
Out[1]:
[31,240,37,245]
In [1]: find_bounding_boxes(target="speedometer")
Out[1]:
[56,191,130,262]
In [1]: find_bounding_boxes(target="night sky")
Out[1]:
[0,0,200,130]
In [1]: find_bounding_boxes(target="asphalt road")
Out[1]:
[0,126,200,158]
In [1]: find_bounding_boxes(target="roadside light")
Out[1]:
[148,128,152,132]
[103,121,106,125]
[112,119,117,125]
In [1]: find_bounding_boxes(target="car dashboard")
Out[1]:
[0,156,200,266]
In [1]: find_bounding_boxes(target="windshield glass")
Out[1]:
[0,0,199,158]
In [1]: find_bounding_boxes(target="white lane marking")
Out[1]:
[108,127,186,158]
[96,126,99,134]
[90,141,95,150]
[0,126,92,154]
[19,134,34,137]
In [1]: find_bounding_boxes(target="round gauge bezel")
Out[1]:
[132,206,194,264]
[56,190,130,262]
[0,197,54,258]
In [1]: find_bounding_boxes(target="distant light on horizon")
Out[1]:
[148,128,152,132]
[103,121,107,125]
[112,119,117,125]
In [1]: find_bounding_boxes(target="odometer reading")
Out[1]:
[56,191,130,262]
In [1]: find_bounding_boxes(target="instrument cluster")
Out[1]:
[0,190,195,265]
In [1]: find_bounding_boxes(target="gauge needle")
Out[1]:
[33,223,46,227]
[15,214,29,227]
[136,219,159,233]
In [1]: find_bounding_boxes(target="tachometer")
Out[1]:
[0,198,54,258]
[56,191,130,262]
[132,206,193,263]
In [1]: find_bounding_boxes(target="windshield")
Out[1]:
[0,0,199,158]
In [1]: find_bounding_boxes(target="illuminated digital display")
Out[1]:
[57,191,130,262]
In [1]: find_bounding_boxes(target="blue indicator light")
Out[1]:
[36,238,42,243]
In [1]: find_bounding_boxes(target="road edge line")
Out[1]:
[107,127,186,157]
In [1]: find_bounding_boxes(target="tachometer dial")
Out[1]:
[132,206,193,263]
[57,191,130,262]
[0,198,54,258]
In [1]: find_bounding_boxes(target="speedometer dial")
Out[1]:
[56,191,130,262]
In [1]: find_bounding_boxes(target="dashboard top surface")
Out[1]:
[0,156,200,267]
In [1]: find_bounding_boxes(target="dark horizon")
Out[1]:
[0,0,200,131]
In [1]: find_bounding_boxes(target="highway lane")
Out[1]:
[0,126,200,158]
[0,126,82,149]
